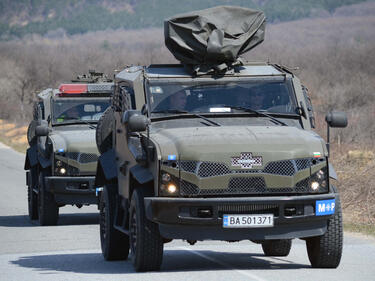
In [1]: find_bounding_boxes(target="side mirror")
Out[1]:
[325,111,348,128]
[122,110,148,132]
[35,125,49,136]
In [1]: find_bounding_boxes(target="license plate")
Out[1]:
[316,199,335,216]
[223,214,274,228]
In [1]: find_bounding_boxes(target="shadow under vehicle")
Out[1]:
[25,71,113,226]
[94,7,348,271]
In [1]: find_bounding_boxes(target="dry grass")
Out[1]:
[0,119,28,153]
[331,144,375,226]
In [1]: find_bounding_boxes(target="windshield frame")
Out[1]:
[145,76,299,120]
[51,97,110,126]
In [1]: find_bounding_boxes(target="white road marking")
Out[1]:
[179,246,267,281]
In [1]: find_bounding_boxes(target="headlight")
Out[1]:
[160,172,179,196]
[54,158,68,176]
[58,167,67,175]
[309,168,328,193]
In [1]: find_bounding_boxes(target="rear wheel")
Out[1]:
[38,170,59,226]
[262,239,292,256]
[306,199,343,268]
[100,184,129,260]
[129,188,163,272]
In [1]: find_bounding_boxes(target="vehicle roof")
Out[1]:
[116,63,291,82]
[147,64,285,78]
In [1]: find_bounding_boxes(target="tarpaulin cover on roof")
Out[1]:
[164,6,266,71]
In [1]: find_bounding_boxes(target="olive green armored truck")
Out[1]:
[95,7,348,271]
[25,71,112,226]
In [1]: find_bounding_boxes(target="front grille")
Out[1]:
[264,160,295,176]
[79,153,98,163]
[218,204,279,216]
[180,158,322,178]
[197,162,231,177]
[180,161,198,173]
[180,175,328,197]
[67,152,98,163]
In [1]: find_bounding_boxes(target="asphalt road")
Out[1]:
[1,142,375,281]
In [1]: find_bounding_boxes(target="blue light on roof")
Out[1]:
[58,149,65,153]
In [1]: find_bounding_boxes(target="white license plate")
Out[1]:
[223,214,274,228]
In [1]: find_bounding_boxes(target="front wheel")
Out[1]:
[261,239,292,256]
[129,188,163,272]
[306,199,343,268]
[38,170,59,226]
[100,184,129,260]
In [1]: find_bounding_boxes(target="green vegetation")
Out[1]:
[0,0,372,38]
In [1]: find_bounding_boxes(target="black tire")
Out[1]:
[27,167,39,220]
[100,184,130,260]
[262,239,292,256]
[129,189,163,272]
[96,107,114,154]
[38,170,59,226]
[27,184,38,220]
[306,199,343,268]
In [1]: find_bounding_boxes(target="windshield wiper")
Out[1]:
[152,109,221,126]
[230,106,288,126]
[61,117,97,129]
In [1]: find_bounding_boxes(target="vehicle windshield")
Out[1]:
[52,98,110,124]
[147,79,297,116]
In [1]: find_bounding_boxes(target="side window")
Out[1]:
[302,85,315,128]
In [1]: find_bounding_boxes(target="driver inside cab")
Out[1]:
[56,106,80,122]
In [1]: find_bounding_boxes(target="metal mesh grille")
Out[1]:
[180,175,327,196]
[295,178,310,192]
[228,177,266,193]
[180,180,200,196]
[67,152,79,161]
[180,161,198,173]
[197,162,231,177]
[178,158,322,178]
[79,153,98,163]
[296,158,311,170]
[67,152,98,163]
[264,160,295,176]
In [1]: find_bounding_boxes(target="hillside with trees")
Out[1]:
[0,0,373,39]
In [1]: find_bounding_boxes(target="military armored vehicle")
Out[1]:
[95,7,347,271]
[25,71,113,226]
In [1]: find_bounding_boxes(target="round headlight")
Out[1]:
[167,184,177,194]
[59,167,67,175]
[311,181,320,191]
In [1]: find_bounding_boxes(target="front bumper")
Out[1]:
[144,193,339,240]
[45,176,97,205]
